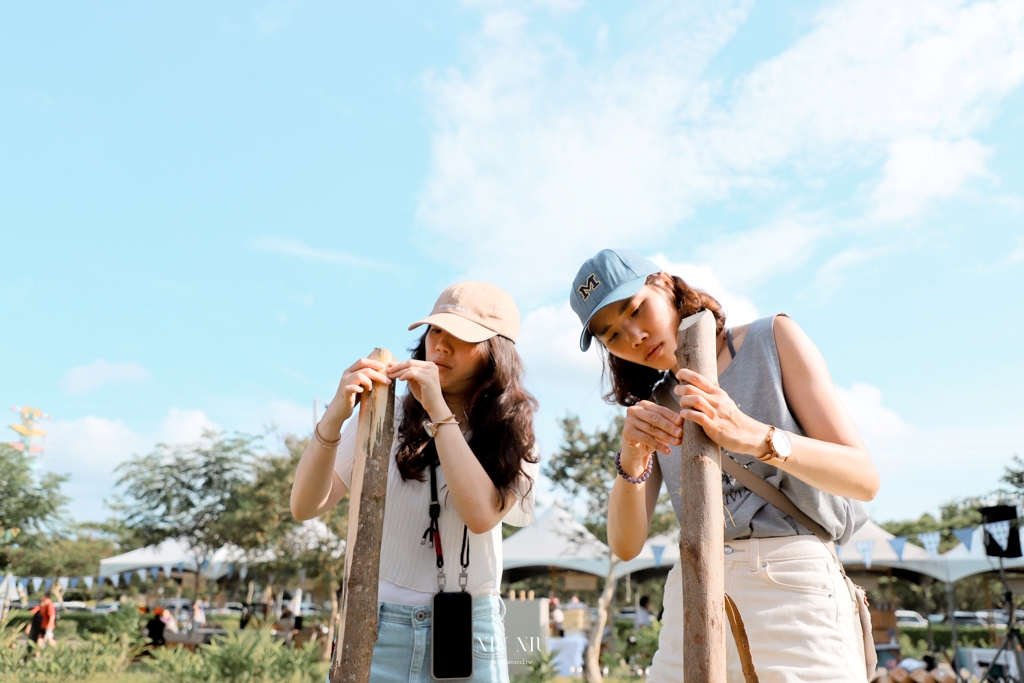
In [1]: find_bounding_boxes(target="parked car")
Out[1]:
[57,601,90,612]
[929,611,988,626]
[210,602,244,616]
[92,601,121,614]
[894,610,928,627]
[975,610,1010,625]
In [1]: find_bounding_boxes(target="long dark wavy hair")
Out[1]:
[395,332,538,512]
[603,272,726,407]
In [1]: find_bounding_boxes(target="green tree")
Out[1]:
[545,414,678,683]
[0,443,69,569]
[113,431,260,571]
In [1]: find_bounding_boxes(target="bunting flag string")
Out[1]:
[176,562,184,574]
[953,527,976,552]
[985,520,1011,551]
[226,564,234,579]
[58,577,69,591]
[44,578,54,592]
[70,577,80,590]
[122,571,133,586]
[855,540,875,569]
[83,576,93,590]
[239,566,248,581]
[31,577,42,592]
[888,536,908,561]
[163,564,172,578]
[137,569,147,583]
[919,531,941,558]
[150,567,160,581]
[651,545,666,569]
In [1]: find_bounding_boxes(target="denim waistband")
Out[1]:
[377,594,505,625]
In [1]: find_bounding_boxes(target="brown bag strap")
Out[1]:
[652,382,832,543]
[725,593,759,683]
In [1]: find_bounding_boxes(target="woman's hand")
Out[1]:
[320,358,392,431]
[673,368,766,457]
[387,360,448,417]
[620,401,684,475]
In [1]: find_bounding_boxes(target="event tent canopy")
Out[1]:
[502,505,611,579]
[98,519,339,581]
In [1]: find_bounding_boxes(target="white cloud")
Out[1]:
[691,220,823,290]
[251,237,398,272]
[60,359,149,396]
[38,408,222,521]
[648,255,760,325]
[835,382,912,445]
[812,245,895,299]
[872,137,991,219]
[417,0,1024,301]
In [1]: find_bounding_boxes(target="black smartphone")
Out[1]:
[431,591,474,680]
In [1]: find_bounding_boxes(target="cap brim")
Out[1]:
[579,278,649,351]
[408,312,498,344]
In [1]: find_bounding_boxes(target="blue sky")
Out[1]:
[2,0,1023,525]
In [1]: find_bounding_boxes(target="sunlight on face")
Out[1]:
[587,284,680,371]
[425,326,490,395]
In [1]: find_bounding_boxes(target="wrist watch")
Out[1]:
[757,425,792,463]
[423,414,459,438]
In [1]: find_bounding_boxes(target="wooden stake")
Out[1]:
[331,348,396,683]
[675,309,726,683]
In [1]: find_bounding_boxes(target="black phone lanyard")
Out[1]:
[422,460,470,592]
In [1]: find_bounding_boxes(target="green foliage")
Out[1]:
[898,625,996,651]
[512,647,558,683]
[545,415,677,545]
[145,628,328,683]
[6,523,117,579]
[113,431,261,560]
[0,443,69,568]
[60,608,143,637]
[0,617,143,681]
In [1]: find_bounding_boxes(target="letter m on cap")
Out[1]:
[577,274,601,301]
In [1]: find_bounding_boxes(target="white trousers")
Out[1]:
[648,536,868,683]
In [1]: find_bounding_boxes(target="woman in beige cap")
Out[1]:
[291,281,538,683]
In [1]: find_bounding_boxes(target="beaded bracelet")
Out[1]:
[615,449,654,484]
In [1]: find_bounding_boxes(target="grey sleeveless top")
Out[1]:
[655,315,867,545]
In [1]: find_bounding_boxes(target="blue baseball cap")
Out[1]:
[570,249,662,351]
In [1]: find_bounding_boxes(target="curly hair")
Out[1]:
[602,272,726,406]
[394,332,539,512]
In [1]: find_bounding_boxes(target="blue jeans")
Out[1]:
[366,595,510,683]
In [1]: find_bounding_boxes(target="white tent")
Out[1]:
[838,520,936,574]
[503,505,611,577]
[900,526,1024,583]
[99,519,340,581]
[1,574,21,601]
[615,531,680,578]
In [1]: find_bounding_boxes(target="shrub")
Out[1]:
[60,609,143,637]
[145,628,328,683]
[0,619,143,682]
[898,625,996,650]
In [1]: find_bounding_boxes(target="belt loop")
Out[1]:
[749,538,759,572]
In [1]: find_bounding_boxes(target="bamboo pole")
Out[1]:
[675,309,726,683]
[331,348,397,683]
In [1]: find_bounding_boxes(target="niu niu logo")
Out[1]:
[577,274,601,301]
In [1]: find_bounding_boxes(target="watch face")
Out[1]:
[772,429,793,457]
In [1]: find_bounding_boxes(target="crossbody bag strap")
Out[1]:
[652,382,832,543]
[421,460,470,592]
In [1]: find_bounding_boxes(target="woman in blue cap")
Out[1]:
[569,250,879,683]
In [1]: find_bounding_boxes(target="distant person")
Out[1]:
[192,601,206,628]
[24,604,44,658]
[290,282,540,683]
[37,592,57,647]
[550,597,564,637]
[146,607,166,647]
[566,595,585,609]
[276,608,297,646]
[634,596,653,629]
[159,606,179,634]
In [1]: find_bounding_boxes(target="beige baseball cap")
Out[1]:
[408,282,520,343]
